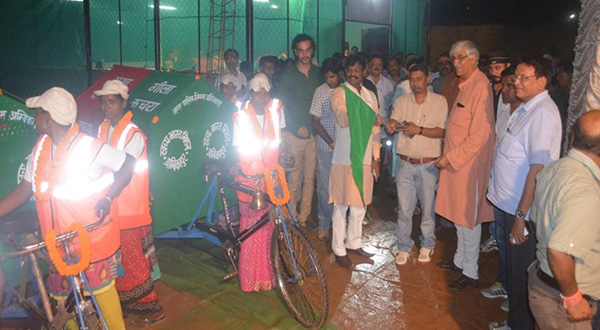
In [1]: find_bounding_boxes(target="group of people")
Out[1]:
[227,34,599,330]
[0,81,164,329]
[0,30,597,330]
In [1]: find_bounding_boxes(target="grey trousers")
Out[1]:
[528,261,597,330]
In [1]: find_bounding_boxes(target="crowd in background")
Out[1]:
[223,33,599,330]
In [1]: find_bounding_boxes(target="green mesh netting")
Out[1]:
[0,0,424,99]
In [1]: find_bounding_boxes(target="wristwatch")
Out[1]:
[419,126,424,135]
[516,210,526,219]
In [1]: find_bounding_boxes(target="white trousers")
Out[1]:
[454,223,482,280]
[332,205,366,256]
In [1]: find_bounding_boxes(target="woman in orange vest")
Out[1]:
[0,87,136,330]
[94,80,165,327]
[232,73,285,292]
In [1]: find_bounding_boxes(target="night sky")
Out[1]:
[430,0,581,26]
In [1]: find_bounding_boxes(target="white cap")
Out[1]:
[93,79,129,100]
[26,87,77,126]
[248,73,271,92]
[221,74,238,88]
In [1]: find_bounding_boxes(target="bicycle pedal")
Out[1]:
[221,271,238,282]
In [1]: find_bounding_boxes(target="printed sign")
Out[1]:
[159,130,192,171]
[203,122,231,160]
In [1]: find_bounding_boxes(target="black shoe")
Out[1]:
[449,274,479,291]
[347,247,375,258]
[436,260,463,273]
[335,255,354,269]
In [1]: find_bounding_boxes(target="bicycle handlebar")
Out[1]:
[3,212,108,257]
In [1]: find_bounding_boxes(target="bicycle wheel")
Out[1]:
[271,223,329,329]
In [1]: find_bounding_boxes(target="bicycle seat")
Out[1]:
[203,160,232,175]
[0,210,39,234]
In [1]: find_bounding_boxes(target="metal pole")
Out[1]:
[341,0,346,53]
[246,0,253,64]
[425,0,431,64]
[83,0,93,86]
[287,0,290,56]
[154,0,161,70]
[198,0,201,72]
[316,0,320,61]
[404,0,408,54]
[118,0,123,65]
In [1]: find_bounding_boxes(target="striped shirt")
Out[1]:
[309,82,336,151]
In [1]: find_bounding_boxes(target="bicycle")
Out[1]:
[194,161,330,329]
[0,211,110,330]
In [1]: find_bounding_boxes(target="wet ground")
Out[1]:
[133,179,507,330]
[1,177,507,330]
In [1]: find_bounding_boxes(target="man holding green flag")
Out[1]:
[329,55,383,269]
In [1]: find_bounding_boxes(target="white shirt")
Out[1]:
[487,90,561,218]
[494,94,521,145]
[108,125,145,159]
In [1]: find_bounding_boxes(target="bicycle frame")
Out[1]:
[1,215,110,330]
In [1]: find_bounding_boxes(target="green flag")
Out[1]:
[344,84,376,203]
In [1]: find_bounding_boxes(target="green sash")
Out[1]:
[344,84,376,203]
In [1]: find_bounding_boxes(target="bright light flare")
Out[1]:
[149,5,177,10]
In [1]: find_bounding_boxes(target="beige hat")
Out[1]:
[94,79,129,100]
[248,73,271,92]
[26,87,77,126]
[221,74,238,88]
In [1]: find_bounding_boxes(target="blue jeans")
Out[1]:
[489,221,496,238]
[494,207,508,290]
[593,306,600,330]
[395,159,438,252]
[316,148,333,230]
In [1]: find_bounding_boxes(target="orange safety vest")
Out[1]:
[232,99,282,202]
[31,133,120,262]
[98,118,151,230]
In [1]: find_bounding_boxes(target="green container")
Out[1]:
[128,72,238,235]
[0,90,38,276]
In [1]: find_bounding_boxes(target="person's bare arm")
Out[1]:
[510,164,543,245]
[0,180,32,218]
[312,115,334,148]
[548,248,593,322]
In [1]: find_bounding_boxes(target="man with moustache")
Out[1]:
[387,56,402,86]
[367,53,395,121]
[279,34,324,228]
[329,55,382,269]
[481,66,520,310]
[435,40,496,290]
[488,57,561,330]
[488,50,512,116]
[430,52,453,94]
[386,63,448,265]
[480,51,512,255]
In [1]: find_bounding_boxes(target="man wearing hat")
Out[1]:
[232,72,286,292]
[94,80,165,327]
[219,74,238,103]
[487,50,511,116]
[0,87,136,330]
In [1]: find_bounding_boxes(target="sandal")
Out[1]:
[130,312,166,328]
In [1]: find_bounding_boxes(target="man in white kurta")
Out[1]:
[329,55,382,269]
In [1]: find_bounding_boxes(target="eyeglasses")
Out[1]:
[513,75,537,83]
[451,54,471,63]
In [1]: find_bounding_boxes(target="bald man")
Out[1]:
[528,111,600,330]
